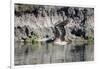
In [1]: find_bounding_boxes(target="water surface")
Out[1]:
[14,41,94,65]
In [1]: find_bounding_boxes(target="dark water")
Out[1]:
[14,41,94,65]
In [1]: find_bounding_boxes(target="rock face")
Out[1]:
[14,25,33,41]
[14,4,94,42]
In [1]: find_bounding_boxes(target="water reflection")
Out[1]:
[14,41,94,65]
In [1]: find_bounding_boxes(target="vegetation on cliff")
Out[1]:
[14,4,94,43]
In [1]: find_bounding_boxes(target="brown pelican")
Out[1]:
[52,19,71,45]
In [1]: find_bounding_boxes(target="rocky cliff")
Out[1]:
[14,4,94,42]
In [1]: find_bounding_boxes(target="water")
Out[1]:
[14,41,94,65]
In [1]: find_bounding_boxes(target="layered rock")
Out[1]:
[14,4,94,42]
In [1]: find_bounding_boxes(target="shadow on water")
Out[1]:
[14,41,94,65]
